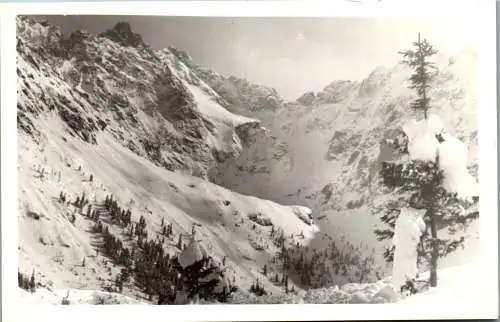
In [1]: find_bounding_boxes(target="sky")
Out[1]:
[40,15,477,100]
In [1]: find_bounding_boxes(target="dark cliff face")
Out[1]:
[99,22,146,48]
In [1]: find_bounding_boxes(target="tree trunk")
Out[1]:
[429,211,438,287]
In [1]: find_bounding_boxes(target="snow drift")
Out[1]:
[392,207,426,289]
[402,114,478,200]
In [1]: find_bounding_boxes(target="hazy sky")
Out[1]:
[41,15,477,100]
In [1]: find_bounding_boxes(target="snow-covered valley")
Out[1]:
[15,15,486,309]
[205,46,480,271]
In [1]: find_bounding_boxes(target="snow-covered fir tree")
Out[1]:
[172,229,234,303]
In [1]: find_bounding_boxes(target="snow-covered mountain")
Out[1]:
[211,47,479,268]
[17,17,266,181]
[217,49,477,208]
[17,15,479,305]
[17,17,318,300]
[169,47,285,116]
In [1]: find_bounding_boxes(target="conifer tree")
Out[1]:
[116,274,123,293]
[80,192,86,209]
[18,271,23,289]
[172,256,222,302]
[398,32,438,120]
[374,33,478,287]
[29,269,36,293]
[177,234,182,250]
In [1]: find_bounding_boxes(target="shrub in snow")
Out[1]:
[249,280,267,296]
[173,256,231,303]
[61,290,70,305]
[93,294,107,305]
[18,270,36,293]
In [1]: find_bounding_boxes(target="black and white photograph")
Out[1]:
[1,0,498,321]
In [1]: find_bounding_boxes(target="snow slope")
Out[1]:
[18,112,316,298]
[396,263,497,319]
[17,16,317,301]
[19,255,495,315]
[19,288,147,305]
[307,262,497,319]
[229,262,495,317]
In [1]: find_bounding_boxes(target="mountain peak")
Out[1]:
[168,46,194,66]
[113,21,133,33]
[296,91,316,106]
[99,21,145,48]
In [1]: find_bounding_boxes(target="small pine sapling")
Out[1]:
[61,290,70,305]
[29,269,36,293]
[177,234,182,250]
